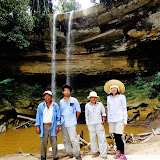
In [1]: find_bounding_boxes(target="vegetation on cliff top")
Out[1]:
[0,0,82,52]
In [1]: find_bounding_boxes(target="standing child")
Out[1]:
[104,80,128,160]
[85,91,107,159]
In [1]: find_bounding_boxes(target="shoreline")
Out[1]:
[1,134,160,160]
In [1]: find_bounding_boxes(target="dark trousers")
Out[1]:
[114,133,124,154]
[40,125,59,160]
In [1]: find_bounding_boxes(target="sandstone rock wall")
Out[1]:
[1,0,160,78]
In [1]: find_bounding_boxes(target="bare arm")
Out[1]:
[76,111,80,120]
[36,125,40,134]
[101,116,106,125]
[55,125,60,134]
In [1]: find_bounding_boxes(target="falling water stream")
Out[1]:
[66,11,74,85]
[51,11,73,97]
[51,14,57,100]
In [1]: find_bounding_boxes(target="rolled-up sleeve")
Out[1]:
[56,104,61,125]
[101,102,106,117]
[85,104,89,125]
[107,96,110,122]
[122,95,127,124]
[35,105,40,126]
[75,99,81,113]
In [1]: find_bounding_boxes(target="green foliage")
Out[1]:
[54,0,81,13]
[0,0,34,49]
[0,79,14,99]
[153,72,160,87]
[29,0,50,15]
[15,83,44,97]
[149,72,160,98]
[125,84,150,101]
[134,73,148,89]
[32,13,49,36]
[125,72,160,100]
[29,0,50,37]
[0,78,44,100]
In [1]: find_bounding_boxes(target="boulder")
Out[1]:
[15,108,36,116]
[0,99,14,113]
[0,123,6,133]
[14,100,31,109]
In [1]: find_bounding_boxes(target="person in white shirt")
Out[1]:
[35,90,60,160]
[85,91,107,159]
[104,79,128,160]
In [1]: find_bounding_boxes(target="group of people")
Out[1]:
[35,79,128,160]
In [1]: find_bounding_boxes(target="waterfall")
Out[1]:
[66,11,74,85]
[51,14,57,100]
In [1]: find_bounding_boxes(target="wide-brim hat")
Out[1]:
[104,79,125,94]
[87,91,99,99]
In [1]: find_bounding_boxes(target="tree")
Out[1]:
[54,0,81,13]
[0,0,34,50]
[29,0,50,15]
[29,0,50,38]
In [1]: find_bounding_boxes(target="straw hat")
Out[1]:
[87,91,99,99]
[104,79,125,94]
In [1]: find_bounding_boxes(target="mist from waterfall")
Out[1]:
[51,14,57,100]
[66,11,74,85]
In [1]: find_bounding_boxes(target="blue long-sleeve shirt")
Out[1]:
[59,96,81,127]
[35,101,60,137]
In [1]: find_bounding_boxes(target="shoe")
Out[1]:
[120,154,127,160]
[114,150,121,159]
[76,155,82,160]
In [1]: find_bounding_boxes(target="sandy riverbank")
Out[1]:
[0,134,160,160]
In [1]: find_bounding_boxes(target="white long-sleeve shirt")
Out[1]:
[85,101,106,125]
[107,94,128,124]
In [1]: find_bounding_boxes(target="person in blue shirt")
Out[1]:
[59,84,82,160]
[35,90,60,160]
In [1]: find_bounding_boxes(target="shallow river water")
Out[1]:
[0,124,150,156]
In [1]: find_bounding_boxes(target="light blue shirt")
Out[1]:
[107,94,128,123]
[59,96,81,127]
[35,101,60,137]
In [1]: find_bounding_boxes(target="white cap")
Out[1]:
[87,91,99,99]
[43,90,52,96]
[109,85,120,93]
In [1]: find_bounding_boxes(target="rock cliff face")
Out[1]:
[54,0,160,47]
[19,0,160,77]
[1,0,160,79]
[20,48,145,75]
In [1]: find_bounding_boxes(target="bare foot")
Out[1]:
[103,156,107,159]
[92,152,99,158]
[65,155,73,159]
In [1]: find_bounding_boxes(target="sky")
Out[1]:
[78,0,94,9]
